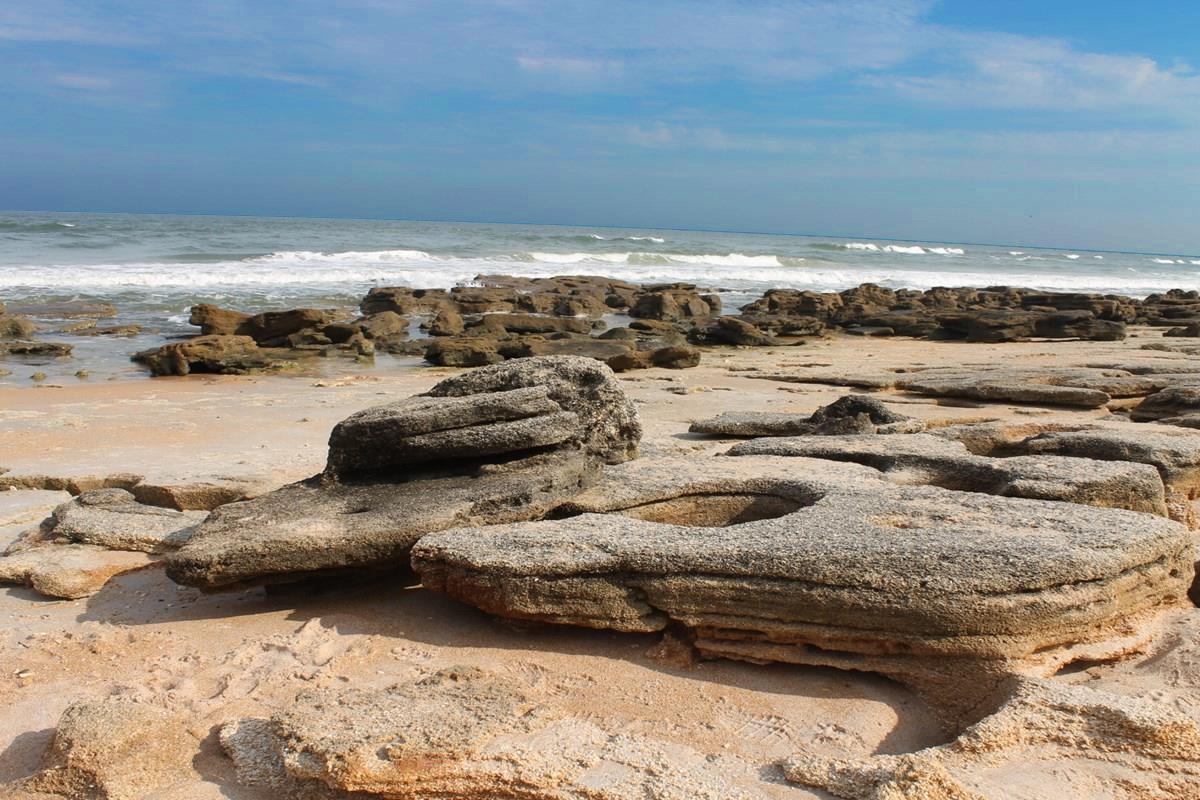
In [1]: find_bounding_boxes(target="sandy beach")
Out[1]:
[3,324,1199,799]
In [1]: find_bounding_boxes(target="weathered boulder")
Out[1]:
[629,284,719,321]
[165,453,594,590]
[424,356,641,464]
[427,306,464,336]
[221,666,769,800]
[0,340,73,357]
[19,699,194,800]
[1165,322,1200,337]
[810,394,912,426]
[188,303,250,335]
[360,286,450,315]
[470,312,596,335]
[325,387,578,477]
[424,335,504,367]
[167,357,641,589]
[1131,386,1200,422]
[414,456,1193,712]
[0,312,36,339]
[497,335,634,364]
[238,308,340,346]
[47,488,204,552]
[132,335,276,376]
[692,411,874,437]
[691,316,774,346]
[1017,426,1200,527]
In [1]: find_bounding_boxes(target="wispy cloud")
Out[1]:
[2,0,1196,122]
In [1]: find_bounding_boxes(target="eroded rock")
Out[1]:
[19,699,193,800]
[167,356,641,589]
[48,488,204,552]
[727,434,1169,516]
[220,666,769,799]
[783,678,1200,800]
[414,456,1193,715]
[0,544,154,599]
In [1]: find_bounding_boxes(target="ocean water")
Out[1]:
[1,211,1198,383]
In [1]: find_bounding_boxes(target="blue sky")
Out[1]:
[1,0,1198,253]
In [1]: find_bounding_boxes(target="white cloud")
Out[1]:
[879,31,1200,115]
[1,0,1198,123]
[53,74,114,91]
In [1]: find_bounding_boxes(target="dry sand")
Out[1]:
[1,333,1198,798]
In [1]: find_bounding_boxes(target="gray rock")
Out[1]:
[132,334,276,376]
[166,450,594,590]
[811,394,910,425]
[424,356,641,464]
[49,488,204,552]
[414,456,1193,710]
[749,366,1171,409]
[727,434,1168,516]
[690,394,917,437]
[691,411,870,437]
[325,387,575,477]
[1132,387,1200,422]
[168,356,641,589]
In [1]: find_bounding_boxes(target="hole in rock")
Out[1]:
[616,493,804,527]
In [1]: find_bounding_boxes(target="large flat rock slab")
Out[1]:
[166,452,594,590]
[727,433,1168,516]
[0,543,154,599]
[48,488,204,553]
[751,366,1179,409]
[220,666,773,799]
[414,456,1194,711]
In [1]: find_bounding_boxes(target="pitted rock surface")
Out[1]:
[325,386,576,477]
[414,456,1193,709]
[783,677,1200,800]
[220,666,771,799]
[727,434,1168,516]
[167,356,641,589]
[423,355,642,464]
[48,488,205,552]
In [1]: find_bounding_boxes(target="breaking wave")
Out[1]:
[817,241,966,255]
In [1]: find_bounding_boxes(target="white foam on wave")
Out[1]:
[1009,251,1024,256]
[1065,254,1081,260]
[587,234,665,243]
[3,244,1198,301]
[833,242,963,255]
[249,248,434,263]
[526,251,802,268]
